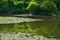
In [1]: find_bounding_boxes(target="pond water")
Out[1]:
[0,17,41,24]
[0,17,60,39]
[0,32,60,40]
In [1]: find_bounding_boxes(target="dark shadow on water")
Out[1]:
[0,14,60,19]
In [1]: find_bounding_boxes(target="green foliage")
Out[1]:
[0,0,60,15]
[26,1,39,10]
[26,1,40,15]
[10,0,29,14]
[0,0,9,13]
[52,0,60,10]
[40,1,58,12]
[39,1,58,15]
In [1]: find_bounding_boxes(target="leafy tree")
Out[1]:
[10,0,29,14]
[26,1,40,14]
[0,0,60,15]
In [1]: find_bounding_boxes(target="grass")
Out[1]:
[0,18,60,38]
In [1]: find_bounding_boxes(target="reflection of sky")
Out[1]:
[0,17,41,24]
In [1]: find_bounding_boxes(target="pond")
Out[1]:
[0,32,60,40]
[0,17,60,39]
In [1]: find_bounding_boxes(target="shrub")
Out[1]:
[40,1,58,12]
[52,0,60,10]
[39,1,58,15]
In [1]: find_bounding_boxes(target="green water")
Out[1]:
[0,18,60,38]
